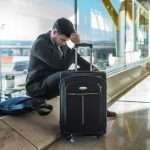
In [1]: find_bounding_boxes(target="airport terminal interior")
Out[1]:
[0,0,150,149]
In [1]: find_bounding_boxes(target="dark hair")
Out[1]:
[52,17,75,37]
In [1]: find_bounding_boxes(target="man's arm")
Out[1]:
[32,38,64,69]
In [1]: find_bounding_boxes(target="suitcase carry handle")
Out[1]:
[74,43,93,71]
[75,43,93,48]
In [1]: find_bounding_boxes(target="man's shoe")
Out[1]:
[37,103,53,116]
[107,110,117,117]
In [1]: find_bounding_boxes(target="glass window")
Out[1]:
[0,0,149,100]
[77,0,118,70]
[0,0,74,100]
[135,3,149,60]
[77,0,149,74]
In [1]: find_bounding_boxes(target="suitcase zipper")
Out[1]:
[81,96,85,126]
[67,93,99,96]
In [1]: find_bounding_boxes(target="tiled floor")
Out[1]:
[48,76,150,150]
[0,98,60,150]
[119,76,150,103]
[1,76,150,150]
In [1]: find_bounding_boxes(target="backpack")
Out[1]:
[0,96,53,116]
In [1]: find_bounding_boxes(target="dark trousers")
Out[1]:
[44,71,65,99]
[44,56,93,99]
[26,71,65,101]
[28,59,92,100]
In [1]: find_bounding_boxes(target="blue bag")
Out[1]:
[0,97,34,115]
[0,97,53,116]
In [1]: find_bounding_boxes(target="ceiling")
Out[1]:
[137,0,150,10]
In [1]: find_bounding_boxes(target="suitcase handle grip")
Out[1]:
[75,43,93,48]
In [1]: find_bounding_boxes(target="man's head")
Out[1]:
[51,18,75,46]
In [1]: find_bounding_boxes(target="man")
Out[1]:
[26,17,116,117]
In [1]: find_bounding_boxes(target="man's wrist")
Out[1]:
[66,40,75,49]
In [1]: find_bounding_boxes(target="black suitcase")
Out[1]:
[60,43,107,140]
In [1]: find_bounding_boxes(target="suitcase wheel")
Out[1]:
[96,132,105,139]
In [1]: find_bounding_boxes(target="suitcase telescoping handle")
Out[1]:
[75,43,93,48]
[75,43,93,71]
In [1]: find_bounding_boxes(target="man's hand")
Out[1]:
[70,33,80,44]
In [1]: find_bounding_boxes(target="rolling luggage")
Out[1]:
[60,43,107,140]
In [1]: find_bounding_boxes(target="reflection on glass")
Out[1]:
[135,4,149,59]
[77,0,117,70]
[77,0,149,72]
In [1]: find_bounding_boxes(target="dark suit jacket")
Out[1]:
[26,31,92,97]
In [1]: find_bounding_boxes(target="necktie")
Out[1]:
[58,46,64,58]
